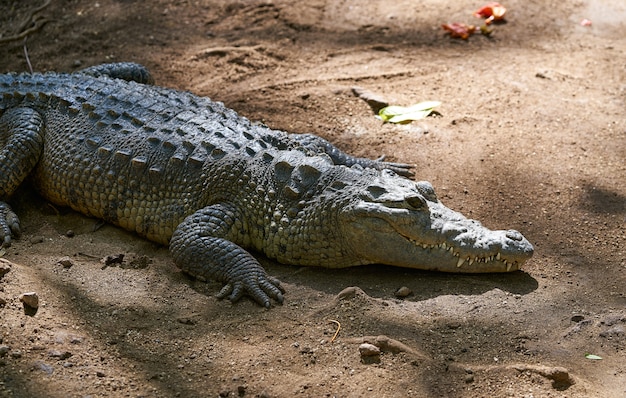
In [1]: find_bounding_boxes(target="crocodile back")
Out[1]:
[0,72,294,243]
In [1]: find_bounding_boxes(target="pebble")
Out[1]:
[0,346,9,357]
[394,286,412,298]
[0,259,11,279]
[57,256,74,269]
[49,350,72,360]
[29,236,45,245]
[336,286,365,300]
[101,253,124,267]
[19,292,39,308]
[33,361,54,375]
[359,343,381,357]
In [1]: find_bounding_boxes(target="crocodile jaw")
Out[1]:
[341,199,534,273]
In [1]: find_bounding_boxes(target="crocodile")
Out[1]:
[0,63,534,307]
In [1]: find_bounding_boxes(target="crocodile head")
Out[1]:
[339,170,534,272]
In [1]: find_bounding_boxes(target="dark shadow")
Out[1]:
[580,183,626,215]
[267,261,539,302]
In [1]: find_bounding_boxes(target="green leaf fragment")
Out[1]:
[377,101,441,123]
[585,354,602,360]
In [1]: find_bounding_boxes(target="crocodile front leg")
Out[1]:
[0,107,45,247]
[290,133,415,177]
[169,204,284,307]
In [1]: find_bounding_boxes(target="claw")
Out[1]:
[216,283,234,300]
[216,276,283,307]
[228,282,245,303]
[381,162,415,178]
[0,202,20,248]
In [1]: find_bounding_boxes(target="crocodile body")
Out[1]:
[0,63,533,306]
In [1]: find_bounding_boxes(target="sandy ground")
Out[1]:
[0,0,625,397]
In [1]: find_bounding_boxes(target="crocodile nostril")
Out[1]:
[505,230,523,241]
[406,194,427,210]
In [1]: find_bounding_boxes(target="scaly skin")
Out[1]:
[0,63,533,307]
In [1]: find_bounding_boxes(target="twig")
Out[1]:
[23,38,33,74]
[329,319,341,343]
[46,203,60,216]
[17,0,52,32]
[0,0,51,44]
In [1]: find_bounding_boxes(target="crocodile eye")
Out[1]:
[405,194,427,210]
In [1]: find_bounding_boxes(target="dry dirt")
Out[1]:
[0,0,625,397]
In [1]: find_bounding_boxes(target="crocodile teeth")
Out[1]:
[506,262,513,272]
[456,257,465,268]
[469,258,474,266]
[496,253,501,260]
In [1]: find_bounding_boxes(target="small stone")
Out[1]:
[57,256,74,269]
[571,315,585,323]
[177,316,197,325]
[0,297,6,307]
[395,286,412,298]
[33,361,54,374]
[10,350,21,359]
[65,230,75,238]
[0,259,11,279]
[359,343,380,357]
[101,254,124,267]
[70,336,83,344]
[336,286,364,300]
[19,292,39,308]
[49,350,72,360]
[96,370,106,377]
[0,345,10,357]
[464,374,474,383]
[29,236,45,245]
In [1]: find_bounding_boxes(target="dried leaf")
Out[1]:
[474,2,507,25]
[442,22,476,39]
[377,101,441,124]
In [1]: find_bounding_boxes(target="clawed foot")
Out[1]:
[380,161,415,178]
[216,274,285,308]
[373,156,415,178]
[0,202,20,248]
